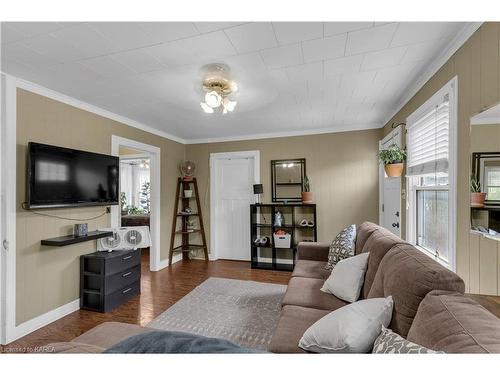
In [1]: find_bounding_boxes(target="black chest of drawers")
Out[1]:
[80,249,141,312]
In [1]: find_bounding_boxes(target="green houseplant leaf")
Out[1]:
[303,175,310,193]
[378,144,407,165]
[470,176,481,193]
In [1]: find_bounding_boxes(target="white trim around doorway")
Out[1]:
[0,74,18,344]
[209,150,260,261]
[111,136,176,271]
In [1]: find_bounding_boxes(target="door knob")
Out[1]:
[392,222,400,228]
[395,211,400,217]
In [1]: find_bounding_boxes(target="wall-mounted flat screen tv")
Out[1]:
[27,142,119,209]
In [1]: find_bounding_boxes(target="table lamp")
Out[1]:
[253,184,263,204]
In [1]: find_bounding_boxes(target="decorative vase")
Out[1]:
[384,163,404,177]
[471,192,487,207]
[184,190,193,198]
[302,191,313,203]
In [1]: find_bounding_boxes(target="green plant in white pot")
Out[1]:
[470,176,486,207]
[378,144,407,177]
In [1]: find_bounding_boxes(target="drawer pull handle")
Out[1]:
[122,272,132,277]
[122,287,132,294]
[122,255,132,260]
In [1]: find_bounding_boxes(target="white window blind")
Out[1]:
[407,97,450,176]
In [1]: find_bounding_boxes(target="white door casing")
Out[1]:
[210,151,260,261]
[111,136,168,271]
[379,127,403,236]
[1,74,17,344]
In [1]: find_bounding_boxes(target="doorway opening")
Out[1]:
[119,147,151,266]
[111,136,162,271]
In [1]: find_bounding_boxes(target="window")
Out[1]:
[406,77,457,270]
[120,159,151,213]
[484,166,500,200]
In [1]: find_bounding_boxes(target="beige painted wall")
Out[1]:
[119,145,145,155]
[16,89,185,324]
[382,22,500,292]
[471,124,500,151]
[186,129,382,254]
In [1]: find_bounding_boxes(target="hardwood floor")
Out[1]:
[2,253,291,350]
[2,252,500,351]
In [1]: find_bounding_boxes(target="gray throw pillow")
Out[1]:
[326,224,356,271]
[372,326,442,354]
[299,296,394,353]
[321,252,369,302]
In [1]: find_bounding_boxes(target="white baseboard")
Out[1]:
[6,253,187,343]
[7,299,80,344]
[154,253,182,271]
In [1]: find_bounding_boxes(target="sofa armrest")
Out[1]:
[297,242,330,262]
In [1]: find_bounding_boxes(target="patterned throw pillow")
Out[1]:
[372,326,442,354]
[325,224,356,271]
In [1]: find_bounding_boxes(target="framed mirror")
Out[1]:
[469,102,500,235]
[271,158,306,202]
[471,152,500,206]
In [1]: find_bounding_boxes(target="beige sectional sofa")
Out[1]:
[269,222,500,353]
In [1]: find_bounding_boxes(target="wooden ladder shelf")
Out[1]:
[168,177,209,265]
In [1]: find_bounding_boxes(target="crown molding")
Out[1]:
[185,123,382,144]
[3,73,187,145]
[383,22,483,127]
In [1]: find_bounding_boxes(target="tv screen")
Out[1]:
[27,142,119,209]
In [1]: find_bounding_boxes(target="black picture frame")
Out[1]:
[271,158,306,202]
[471,151,500,206]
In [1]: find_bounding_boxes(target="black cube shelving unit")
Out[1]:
[250,203,317,271]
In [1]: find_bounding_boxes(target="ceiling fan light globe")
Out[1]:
[200,102,214,113]
[205,91,221,108]
[226,100,237,112]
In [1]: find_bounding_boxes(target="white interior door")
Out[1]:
[379,128,403,236]
[211,152,259,261]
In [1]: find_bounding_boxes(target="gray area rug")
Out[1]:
[147,277,287,350]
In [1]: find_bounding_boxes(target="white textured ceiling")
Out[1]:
[1,22,468,142]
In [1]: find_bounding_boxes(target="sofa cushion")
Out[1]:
[297,242,330,262]
[282,277,348,311]
[269,305,330,353]
[367,244,465,338]
[407,290,500,353]
[71,322,156,349]
[355,222,379,255]
[292,260,330,280]
[360,228,406,299]
[42,342,105,353]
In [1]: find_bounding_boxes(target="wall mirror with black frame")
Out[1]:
[271,158,306,202]
[470,102,500,235]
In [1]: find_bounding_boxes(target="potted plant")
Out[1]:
[302,175,313,203]
[471,176,487,207]
[127,206,144,215]
[378,144,407,177]
[120,192,128,216]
